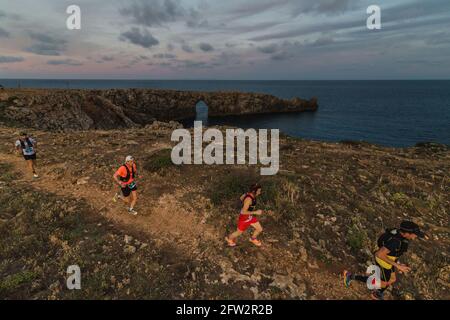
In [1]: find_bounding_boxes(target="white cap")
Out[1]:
[125,155,134,162]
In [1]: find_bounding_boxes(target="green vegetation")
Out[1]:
[346,220,368,252]
[207,169,303,223]
[392,192,413,209]
[208,170,259,206]
[265,178,300,221]
[346,227,366,251]
[143,149,175,173]
[0,271,37,296]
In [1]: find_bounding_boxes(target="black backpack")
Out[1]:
[237,193,257,212]
[119,164,136,182]
[377,228,409,257]
[377,228,398,248]
[19,137,33,149]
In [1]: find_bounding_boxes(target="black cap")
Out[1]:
[400,221,425,238]
[20,132,27,136]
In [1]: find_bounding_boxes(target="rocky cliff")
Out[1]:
[0,88,318,131]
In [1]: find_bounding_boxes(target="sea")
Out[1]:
[1,79,449,147]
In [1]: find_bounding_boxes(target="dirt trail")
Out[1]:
[1,151,370,299]
[0,152,220,252]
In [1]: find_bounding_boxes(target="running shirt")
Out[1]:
[240,193,256,212]
[376,232,409,270]
[15,137,36,156]
[115,163,137,185]
[240,193,256,218]
[237,193,258,231]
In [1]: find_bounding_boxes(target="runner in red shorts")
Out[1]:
[225,183,264,247]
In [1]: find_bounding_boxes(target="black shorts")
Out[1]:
[376,262,396,282]
[23,154,37,161]
[121,185,137,197]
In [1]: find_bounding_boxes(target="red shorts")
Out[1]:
[237,215,258,231]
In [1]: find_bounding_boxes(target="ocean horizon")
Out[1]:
[1,79,449,148]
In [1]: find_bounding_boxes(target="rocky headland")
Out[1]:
[0,88,318,131]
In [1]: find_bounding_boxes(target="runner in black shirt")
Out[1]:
[343,221,427,300]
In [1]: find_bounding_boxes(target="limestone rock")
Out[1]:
[0,88,318,131]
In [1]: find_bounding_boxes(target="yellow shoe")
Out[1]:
[112,192,122,203]
[249,238,262,247]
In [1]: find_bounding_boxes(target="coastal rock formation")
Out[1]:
[0,88,318,131]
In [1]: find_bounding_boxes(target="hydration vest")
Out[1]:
[19,137,33,150]
[377,228,409,258]
[119,164,136,182]
[241,193,257,212]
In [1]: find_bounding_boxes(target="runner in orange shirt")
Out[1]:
[113,155,138,215]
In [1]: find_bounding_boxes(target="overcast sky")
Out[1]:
[0,0,449,79]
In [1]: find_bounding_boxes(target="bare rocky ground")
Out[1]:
[0,122,448,300]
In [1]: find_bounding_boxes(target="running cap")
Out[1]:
[125,155,134,162]
[400,221,425,238]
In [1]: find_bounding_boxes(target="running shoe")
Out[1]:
[112,192,121,203]
[370,290,384,300]
[343,270,353,288]
[225,237,236,247]
[249,237,262,247]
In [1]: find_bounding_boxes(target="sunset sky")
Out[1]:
[0,0,449,79]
